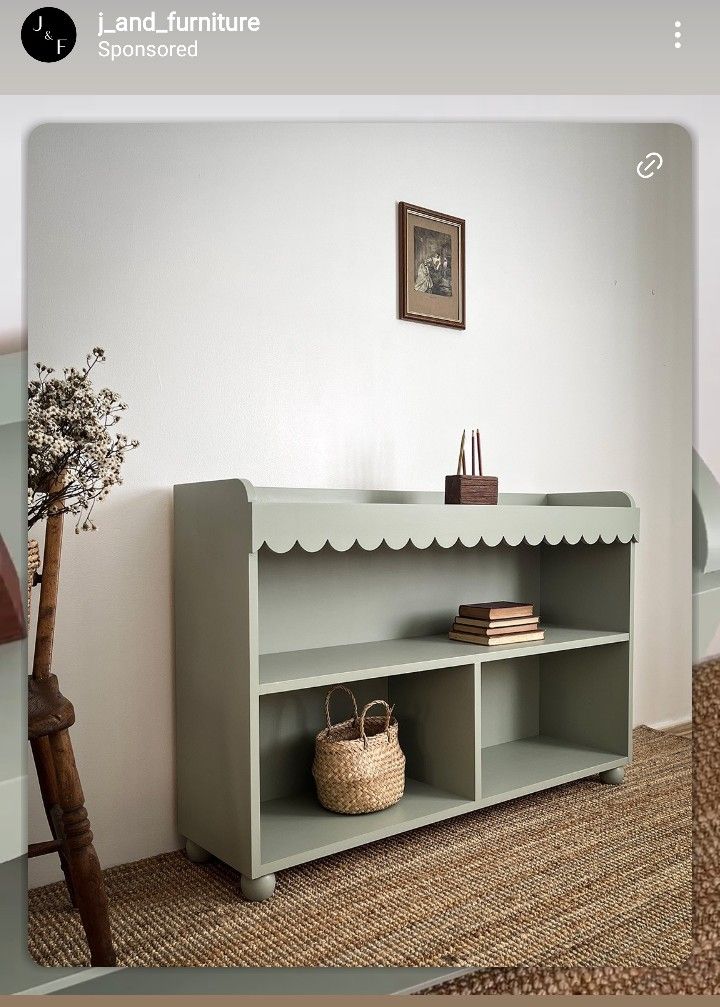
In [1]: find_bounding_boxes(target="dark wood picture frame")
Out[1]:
[398,202,465,329]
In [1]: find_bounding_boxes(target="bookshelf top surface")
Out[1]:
[242,482,635,509]
[173,480,639,554]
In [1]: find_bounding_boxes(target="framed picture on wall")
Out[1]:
[398,202,465,329]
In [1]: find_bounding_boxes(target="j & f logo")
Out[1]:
[21,7,77,61]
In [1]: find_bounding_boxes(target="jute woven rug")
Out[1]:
[29,724,691,969]
[422,657,718,994]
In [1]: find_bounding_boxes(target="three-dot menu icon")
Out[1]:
[674,21,682,49]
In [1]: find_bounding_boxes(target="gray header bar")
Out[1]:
[1,0,719,94]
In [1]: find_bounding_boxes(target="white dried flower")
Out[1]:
[28,348,139,532]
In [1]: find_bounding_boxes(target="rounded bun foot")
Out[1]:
[185,839,211,863]
[599,766,625,785]
[240,872,276,901]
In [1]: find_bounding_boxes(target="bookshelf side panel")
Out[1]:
[174,480,257,875]
[627,541,636,759]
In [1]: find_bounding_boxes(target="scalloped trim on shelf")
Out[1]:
[252,508,639,555]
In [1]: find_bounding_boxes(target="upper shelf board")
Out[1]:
[259,627,630,693]
[175,480,639,554]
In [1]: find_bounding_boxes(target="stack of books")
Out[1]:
[448,601,544,646]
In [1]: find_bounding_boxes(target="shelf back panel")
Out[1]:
[260,678,387,802]
[540,542,632,632]
[258,541,540,655]
[539,643,631,757]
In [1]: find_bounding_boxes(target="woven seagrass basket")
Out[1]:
[312,684,405,815]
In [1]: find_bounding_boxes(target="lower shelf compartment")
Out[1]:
[481,734,626,804]
[259,739,627,874]
[260,778,472,873]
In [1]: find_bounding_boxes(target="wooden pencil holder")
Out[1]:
[444,474,499,505]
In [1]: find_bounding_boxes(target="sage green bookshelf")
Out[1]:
[174,480,637,900]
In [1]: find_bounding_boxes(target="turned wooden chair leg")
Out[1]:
[29,493,116,966]
[48,729,116,967]
[30,736,77,908]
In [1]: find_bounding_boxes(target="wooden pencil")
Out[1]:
[471,428,476,475]
[456,430,466,476]
[476,429,482,476]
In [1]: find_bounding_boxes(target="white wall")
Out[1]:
[21,117,692,884]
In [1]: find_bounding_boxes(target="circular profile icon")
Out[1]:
[21,7,76,62]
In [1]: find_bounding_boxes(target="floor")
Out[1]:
[420,660,717,995]
[28,726,691,970]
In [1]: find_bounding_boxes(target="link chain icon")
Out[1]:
[636,152,664,179]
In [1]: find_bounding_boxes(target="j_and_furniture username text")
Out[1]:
[97,10,261,60]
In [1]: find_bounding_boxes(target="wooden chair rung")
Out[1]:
[29,839,62,858]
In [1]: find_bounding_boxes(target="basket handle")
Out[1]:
[325,684,359,731]
[359,699,394,748]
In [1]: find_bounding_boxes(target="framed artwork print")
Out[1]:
[398,202,465,329]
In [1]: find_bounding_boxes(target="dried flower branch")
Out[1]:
[28,348,139,533]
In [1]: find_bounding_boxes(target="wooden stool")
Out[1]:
[28,503,116,967]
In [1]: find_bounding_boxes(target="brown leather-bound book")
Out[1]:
[449,629,545,646]
[452,620,539,637]
[458,601,534,620]
[455,615,540,630]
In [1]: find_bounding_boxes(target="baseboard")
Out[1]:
[647,718,692,736]
[664,721,692,736]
